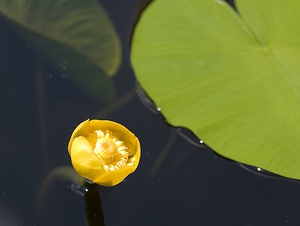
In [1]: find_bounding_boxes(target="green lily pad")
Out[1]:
[0,0,121,101]
[131,0,300,179]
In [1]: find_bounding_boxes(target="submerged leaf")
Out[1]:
[0,0,121,101]
[131,0,300,179]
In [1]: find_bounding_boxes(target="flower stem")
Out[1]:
[84,187,105,226]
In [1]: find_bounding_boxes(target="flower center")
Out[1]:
[93,130,132,173]
[96,139,117,159]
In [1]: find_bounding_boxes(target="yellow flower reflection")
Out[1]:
[68,119,141,186]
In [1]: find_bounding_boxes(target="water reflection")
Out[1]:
[238,163,300,185]
[175,127,205,148]
[135,82,162,115]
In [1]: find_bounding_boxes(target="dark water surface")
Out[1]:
[1,0,300,226]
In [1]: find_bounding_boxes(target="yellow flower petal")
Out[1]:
[68,119,141,186]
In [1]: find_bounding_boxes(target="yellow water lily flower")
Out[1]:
[68,119,141,186]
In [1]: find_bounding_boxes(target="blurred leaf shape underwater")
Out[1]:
[0,0,121,101]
